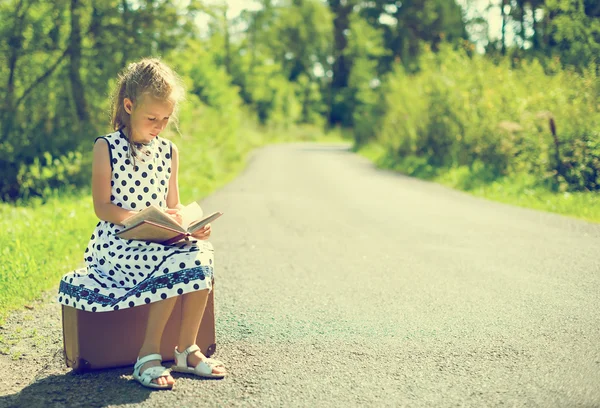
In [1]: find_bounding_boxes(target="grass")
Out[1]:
[0,191,95,324]
[0,121,346,325]
[437,171,600,223]
[357,142,600,224]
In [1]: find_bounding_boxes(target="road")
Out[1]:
[1,142,599,407]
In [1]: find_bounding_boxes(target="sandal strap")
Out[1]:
[134,353,163,371]
[174,345,201,368]
[139,366,171,385]
[174,344,226,375]
[194,360,215,376]
[180,344,200,356]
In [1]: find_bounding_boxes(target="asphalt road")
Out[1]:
[1,142,599,407]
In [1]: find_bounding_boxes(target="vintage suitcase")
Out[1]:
[62,282,216,373]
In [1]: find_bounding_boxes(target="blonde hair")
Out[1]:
[110,58,185,158]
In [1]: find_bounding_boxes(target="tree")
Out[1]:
[0,0,204,200]
[345,12,388,145]
[357,0,467,72]
[230,0,332,125]
[328,0,357,125]
[69,0,89,123]
[544,0,600,67]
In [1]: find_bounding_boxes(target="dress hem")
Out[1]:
[57,265,213,313]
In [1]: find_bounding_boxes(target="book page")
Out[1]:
[179,202,204,230]
[116,221,185,243]
[187,212,223,234]
[121,205,184,232]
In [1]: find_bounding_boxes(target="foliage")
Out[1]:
[479,0,600,70]
[1,0,599,202]
[357,0,468,73]
[345,13,388,146]
[232,0,332,127]
[0,0,203,201]
[377,46,599,192]
[16,151,91,200]
[545,0,600,68]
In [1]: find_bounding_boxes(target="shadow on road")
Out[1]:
[0,367,153,408]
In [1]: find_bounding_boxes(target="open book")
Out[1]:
[115,202,223,245]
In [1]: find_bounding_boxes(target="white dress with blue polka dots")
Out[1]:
[57,130,214,312]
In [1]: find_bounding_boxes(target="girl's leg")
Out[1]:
[138,297,178,386]
[177,289,226,375]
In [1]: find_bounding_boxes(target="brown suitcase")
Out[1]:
[62,282,216,373]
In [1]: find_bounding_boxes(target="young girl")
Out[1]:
[57,58,226,389]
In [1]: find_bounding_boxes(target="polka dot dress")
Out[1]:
[57,130,214,312]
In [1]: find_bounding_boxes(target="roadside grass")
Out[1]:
[0,192,94,327]
[357,142,600,224]
[0,123,346,326]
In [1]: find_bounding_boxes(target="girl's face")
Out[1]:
[124,95,174,144]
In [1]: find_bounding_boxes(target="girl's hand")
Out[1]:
[191,224,211,240]
[165,208,183,226]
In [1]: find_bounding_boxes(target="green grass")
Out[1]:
[0,122,345,325]
[0,192,95,323]
[357,142,600,224]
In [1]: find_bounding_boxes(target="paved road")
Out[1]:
[1,143,599,407]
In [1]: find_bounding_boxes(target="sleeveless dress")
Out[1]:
[57,130,214,312]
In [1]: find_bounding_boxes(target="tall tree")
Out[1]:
[0,0,204,199]
[501,0,509,54]
[231,0,332,125]
[357,0,467,72]
[328,0,357,125]
[544,0,600,67]
[69,0,89,123]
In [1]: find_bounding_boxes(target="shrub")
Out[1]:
[377,46,600,192]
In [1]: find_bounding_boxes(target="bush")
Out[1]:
[377,46,600,192]
[16,150,91,201]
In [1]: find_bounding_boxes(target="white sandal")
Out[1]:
[132,353,173,389]
[171,344,226,379]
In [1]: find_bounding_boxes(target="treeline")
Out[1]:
[357,0,600,193]
[1,0,599,201]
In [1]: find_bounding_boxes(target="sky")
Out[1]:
[200,0,262,19]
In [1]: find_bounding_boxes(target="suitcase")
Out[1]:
[62,281,216,373]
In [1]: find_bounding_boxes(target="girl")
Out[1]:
[57,58,226,389]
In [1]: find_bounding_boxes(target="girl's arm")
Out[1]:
[92,138,137,225]
[166,143,184,211]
